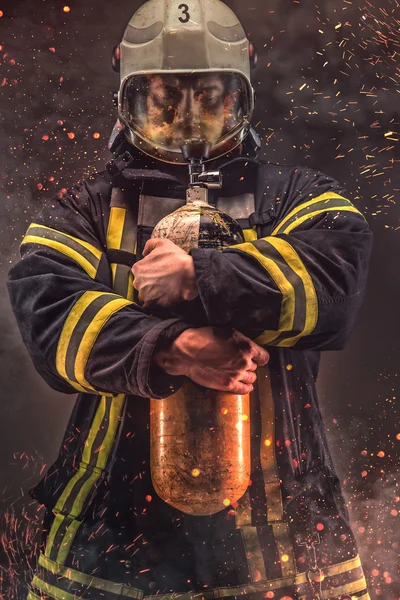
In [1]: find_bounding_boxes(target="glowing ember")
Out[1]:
[191,468,200,477]
[281,554,289,562]
[63,5,70,12]
[223,498,230,507]
[264,438,272,446]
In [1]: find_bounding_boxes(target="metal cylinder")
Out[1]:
[149,187,251,515]
[150,382,250,516]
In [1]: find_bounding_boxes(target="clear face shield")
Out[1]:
[119,71,252,162]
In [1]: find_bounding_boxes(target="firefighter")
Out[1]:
[8,1,372,599]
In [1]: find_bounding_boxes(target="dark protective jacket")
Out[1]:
[8,134,373,600]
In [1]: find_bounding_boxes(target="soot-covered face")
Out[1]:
[122,71,247,152]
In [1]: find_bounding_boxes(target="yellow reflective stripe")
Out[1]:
[264,237,318,347]
[357,593,371,600]
[32,575,75,600]
[325,554,361,576]
[44,513,64,559]
[243,227,257,242]
[271,192,351,235]
[46,395,126,561]
[56,291,105,391]
[73,297,132,390]
[56,291,132,393]
[38,553,144,598]
[271,522,296,577]
[136,556,365,600]
[320,576,367,599]
[27,592,42,600]
[82,396,107,464]
[283,206,361,234]
[107,206,126,249]
[25,224,103,258]
[235,490,252,527]
[235,242,295,332]
[69,395,125,518]
[55,517,81,565]
[53,463,89,515]
[53,396,106,515]
[257,365,283,522]
[235,491,268,582]
[139,555,364,599]
[240,527,268,582]
[54,394,107,515]
[257,367,296,575]
[263,481,284,520]
[22,224,102,280]
[68,470,100,519]
[110,262,118,287]
[96,394,125,470]
[22,235,98,279]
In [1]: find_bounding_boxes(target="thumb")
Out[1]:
[143,238,164,257]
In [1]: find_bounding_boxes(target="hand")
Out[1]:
[132,238,199,310]
[153,326,270,395]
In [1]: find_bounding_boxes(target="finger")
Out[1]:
[227,382,254,395]
[239,370,257,384]
[251,344,270,366]
[232,329,251,347]
[247,360,258,371]
[143,238,164,257]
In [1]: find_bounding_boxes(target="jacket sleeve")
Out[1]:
[189,165,373,351]
[7,179,191,399]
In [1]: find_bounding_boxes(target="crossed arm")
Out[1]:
[8,167,372,399]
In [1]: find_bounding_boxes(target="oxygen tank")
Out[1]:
[149,139,251,516]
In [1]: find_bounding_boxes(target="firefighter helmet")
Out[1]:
[113,0,257,164]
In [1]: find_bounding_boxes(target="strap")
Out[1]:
[106,249,136,268]
[106,151,136,179]
[249,207,275,227]
[106,151,182,184]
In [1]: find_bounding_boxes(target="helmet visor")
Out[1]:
[120,71,252,155]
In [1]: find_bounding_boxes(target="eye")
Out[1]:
[164,86,181,101]
[196,87,221,104]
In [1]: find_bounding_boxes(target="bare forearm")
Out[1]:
[153,326,270,395]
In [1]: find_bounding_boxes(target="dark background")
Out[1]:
[0,0,399,597]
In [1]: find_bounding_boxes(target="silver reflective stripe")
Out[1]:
[217,193,255,220]
[138,193,255,228]
[138,195,186,227]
